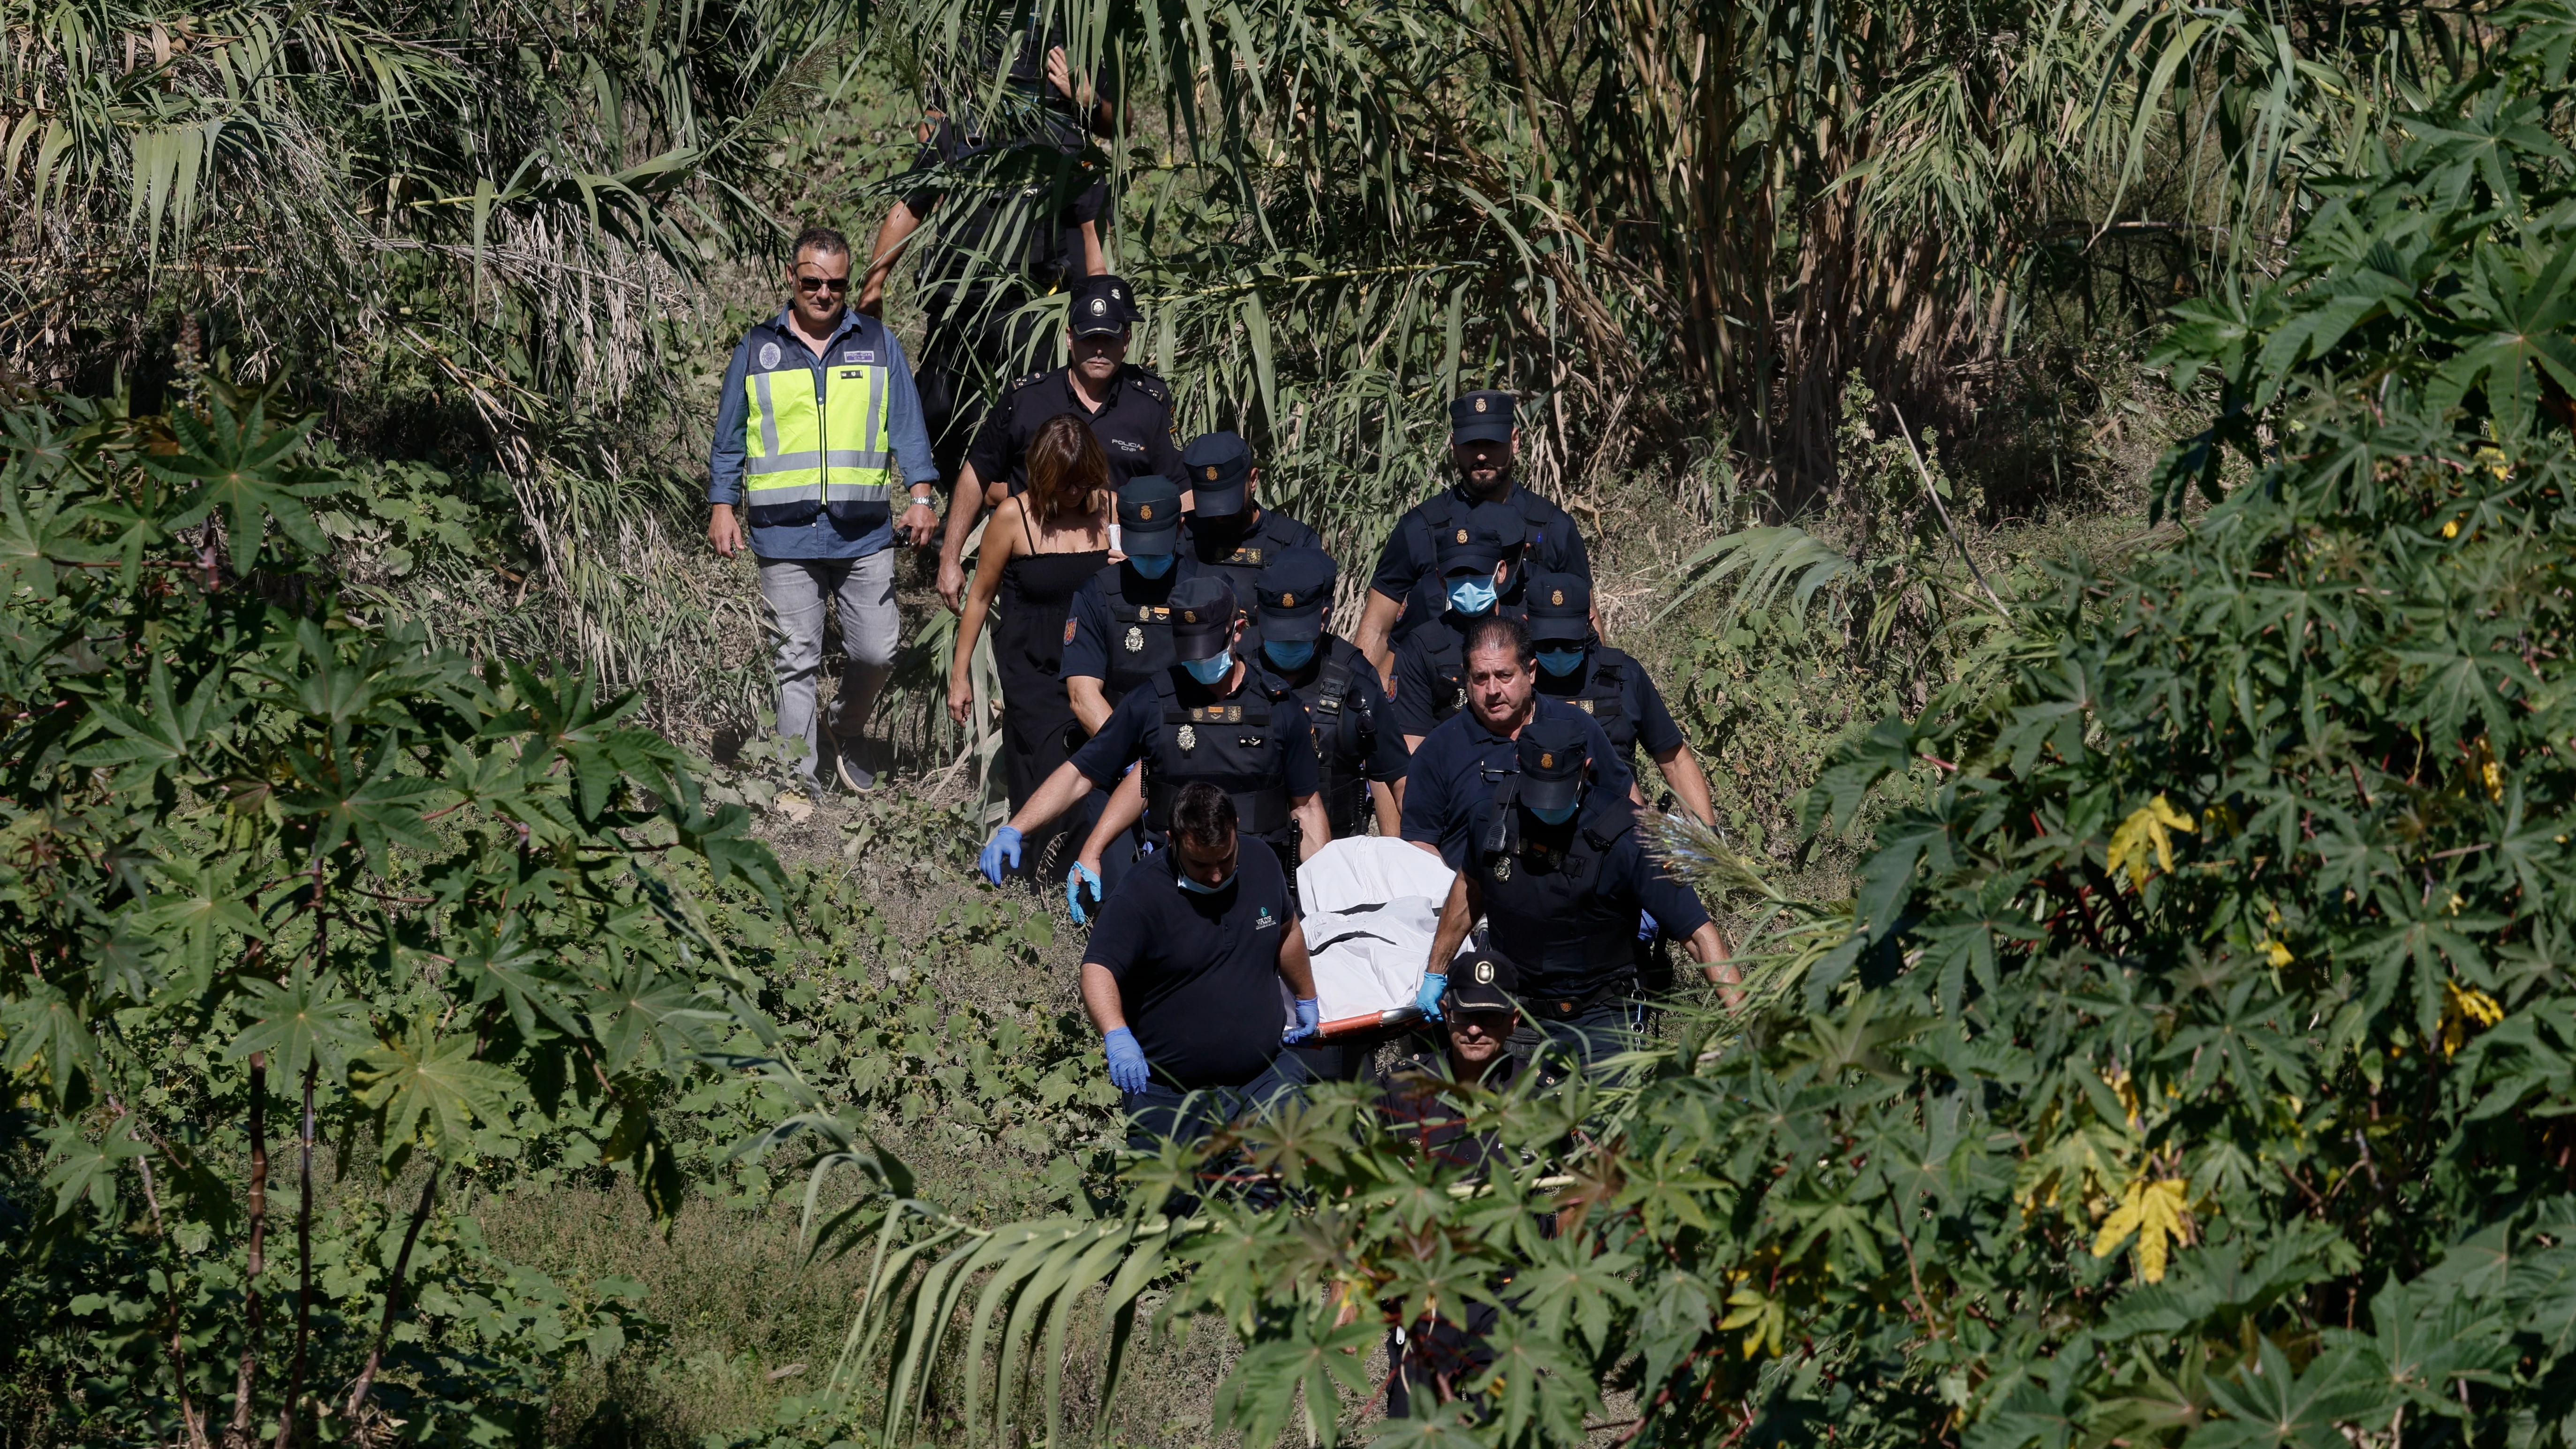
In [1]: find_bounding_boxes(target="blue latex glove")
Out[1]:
[1104,1027,1150,1094]
[1638,910,1659,941]
[1415,972,1448,1022]
[1283,997,1321,1044]
[1068,861,1103,924]
[979,826,1023,886]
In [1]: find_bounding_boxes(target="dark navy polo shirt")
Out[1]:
[1398,696,1636,870]
[1084,841,1297,1089]
[1534,643,1685,770]
[1367,481,1590,647]
[1061,556,1201,688]
[1066,663,1322,799]
[965,364,1186,495]
[1461,796,1712,939]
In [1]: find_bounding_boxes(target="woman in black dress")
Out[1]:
[949,414,1114,877]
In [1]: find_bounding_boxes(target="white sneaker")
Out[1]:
[835,751,877,793]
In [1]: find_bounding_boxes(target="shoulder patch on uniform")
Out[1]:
[1128,369,1171,402]
[1007,370,1048,392]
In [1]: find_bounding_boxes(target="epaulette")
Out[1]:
[1005,368,1051,393]
[1126,367,1172,404]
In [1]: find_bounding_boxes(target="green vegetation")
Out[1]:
[10,0,2576,1445]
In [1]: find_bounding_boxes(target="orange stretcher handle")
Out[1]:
[1317,1006,1426,1039]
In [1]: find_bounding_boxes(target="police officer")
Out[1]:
[1251,547,1404,839]
[1374,943,1534,1417]
[1419,716,1737,1075]
[983,576,1330,892]
[1175,432,1322,606]
[1082,781,1325,1149]
[1392,501,1526,749]
[1061,473,1193,912]
[1399,615,1633,871]
[706,225,941,796]
[855,30,1114,481]
[936,273,1186,610]
[1354,390,1592,680]
[1523,571,1715,825]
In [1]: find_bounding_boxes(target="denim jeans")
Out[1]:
[1120,1045,1330,1152]
[1507,998,1643,1086]
[756,552,900,785]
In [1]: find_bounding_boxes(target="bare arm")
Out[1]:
[1008,761,1099,842]
[858,198,930,317]
[939,462,987,613]
[1080,218,1106,276]
[1079,961,1128,1033]
[948,497,1020,722]
[1068,676,1114,736]
[1653,745,1716,826]
[1426,871,1479,978]
[1355,588,1404,687]
[1275,916,1315,1000]
[1078,768,1146,873]
[1292,793,1330,861]
[1683,920,1741,1004]
[1371,780,1400,838]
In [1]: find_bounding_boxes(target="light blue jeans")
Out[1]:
[756,551,900,785]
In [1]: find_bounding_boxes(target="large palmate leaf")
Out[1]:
[354,1019,520,1166]
[230,971,375,1087]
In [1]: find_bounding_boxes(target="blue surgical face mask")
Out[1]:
[1182,649,1234,685]
[1447,576,1498,616]
[1128,551,1175,578]
[1177,866,1236,894]
[1263,638,1317,670]
[1537,646,1587,676]
[1529,796,1580,825]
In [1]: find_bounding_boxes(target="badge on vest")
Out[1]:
[758,341,782,370]
[1175,724,1197,751]
[1124,626,1144,652]
[1571,698,1595,714]
[1188,705,1245,722]
[1493,857,1511,880]
[1227,547,1265,567]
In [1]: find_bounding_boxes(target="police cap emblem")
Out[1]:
[1138,502,1154,520]
[1474,959,1496,985]
[1092,297,1108,315]
[1280,592,1294,607]
[1205,465,1220,481]
[1455,528,1469,544]
[1474,396,1489,412]
[1552,588,1565,606]
[1539,752,1554,768]
[1183,609,1197,623]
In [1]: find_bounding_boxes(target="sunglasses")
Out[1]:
[796,275,850,294]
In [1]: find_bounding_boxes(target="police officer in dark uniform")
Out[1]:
[1398,615,1634,871]
[1250,547,1405,839]
[1061,474,1194,915]
[936,273,1187,611]
[1354,391,1593,680]
[1392,501,1526,749]
[1523,571,1715,825]
[1176,432,1322,607]
[857,25,1115,482]
[982,576,1331,890]
[1418,716,1737,1076]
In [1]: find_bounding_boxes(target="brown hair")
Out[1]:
[1024,415,1108,528]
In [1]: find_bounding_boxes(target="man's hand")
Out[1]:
[899,498,940,547]
[1045,45,1083,104]
[938,554,970,613]
[708,504,745,559]
[1068,859,1104,925]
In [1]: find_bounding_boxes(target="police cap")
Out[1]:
[1515,714,1591,815]
[1168,575,1240,661]
[1436,500,1522,576]
[1444,944,1521,1014]
[1119,474,1183,556]
[1525,569,1592,643]
[1255,546,1335,643]
[1182,432,1253,517]
[1450,389,1516,444]
[1068,274,1139,337]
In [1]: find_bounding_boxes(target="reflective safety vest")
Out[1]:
[741,346,895,526]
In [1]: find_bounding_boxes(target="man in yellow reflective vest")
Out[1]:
[708,225,941,795]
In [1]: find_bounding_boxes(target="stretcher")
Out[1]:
[1288,838,1457,1040]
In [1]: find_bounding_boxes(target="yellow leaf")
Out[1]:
[1719,1286,1785,1359]
[2442,517,2461,539]
[2106,795,2196,886]
[2259,940,2294,967]
[2102,1066,2142,1131]
[2091,1176,2191,1282]
[2439,979,2506,1055]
